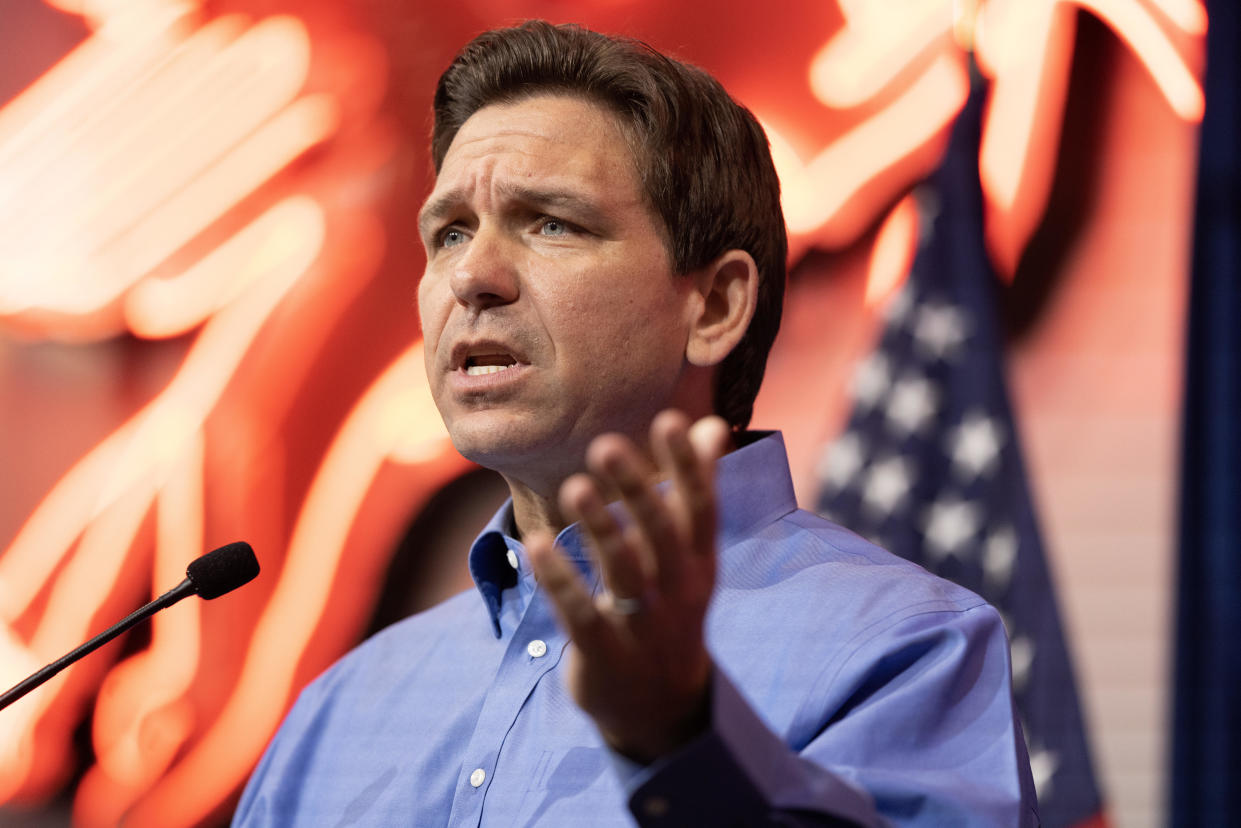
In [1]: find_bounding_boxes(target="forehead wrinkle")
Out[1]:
[498,182,617,224]
[418,148,502,236]
[419,97,648,239]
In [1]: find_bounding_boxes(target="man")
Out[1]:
[235,21,1038,826]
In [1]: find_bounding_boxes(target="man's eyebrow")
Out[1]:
[417,184,609,238]
[502,184,606,222]
[418,190,463,239]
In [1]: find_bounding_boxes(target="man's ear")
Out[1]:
[685,249,759,367]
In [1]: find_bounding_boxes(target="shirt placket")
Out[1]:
[446,549,592,827]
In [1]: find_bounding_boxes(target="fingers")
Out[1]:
[559,473,650,611]
[585,431,684,593]
[566,410,727,600]
[686,414,731,466]
[526,529,613,651]
[652,412,727,562]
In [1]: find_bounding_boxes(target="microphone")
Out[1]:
[0,542,259,712]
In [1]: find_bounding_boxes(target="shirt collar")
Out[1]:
[466,430,797,634]
[713,430,798,547]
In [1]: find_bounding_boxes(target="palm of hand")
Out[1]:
[528,411,729,763]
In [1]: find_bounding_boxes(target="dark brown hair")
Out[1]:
[431,21,786,430]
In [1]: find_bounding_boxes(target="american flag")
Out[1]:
[815,83,1106,827]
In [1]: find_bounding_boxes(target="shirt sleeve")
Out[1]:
[618,602,1040,827]
[231,675,327,827]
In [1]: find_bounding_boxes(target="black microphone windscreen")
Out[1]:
[186,542,260,600]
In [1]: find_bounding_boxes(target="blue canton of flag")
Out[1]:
[815,82,1106,828]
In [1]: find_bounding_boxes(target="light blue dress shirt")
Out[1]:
[234,432,1038,826]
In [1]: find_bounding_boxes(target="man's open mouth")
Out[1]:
[464,354,518,376]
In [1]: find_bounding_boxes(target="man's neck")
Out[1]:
[499,445,657,540]
[504,479,568,540]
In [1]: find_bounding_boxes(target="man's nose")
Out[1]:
[450,229,519,310]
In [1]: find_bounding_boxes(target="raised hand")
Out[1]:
[526,410,731,764]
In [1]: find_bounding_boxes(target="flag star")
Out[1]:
[949,413,1004,480]
[922,496,981,562]
[1029,747,1060,801]
[914,303,968,359]
[1010,634,1034,693]
[861,455,914,518]
[885,374,938,435]
[983,526,1018,593]
[818,431,866,491]
[850,352,892,411]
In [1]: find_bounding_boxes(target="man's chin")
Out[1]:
[446,417,578,481]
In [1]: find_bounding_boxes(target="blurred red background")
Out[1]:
[0,0,1202,825]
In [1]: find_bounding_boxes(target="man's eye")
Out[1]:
[539,218,570,236]
[439,228,467,248]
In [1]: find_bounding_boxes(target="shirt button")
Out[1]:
[527,639,547,658]
[506,550,519,570]
[469,768,486,788]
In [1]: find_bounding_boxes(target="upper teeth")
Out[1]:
[466,364,513,376]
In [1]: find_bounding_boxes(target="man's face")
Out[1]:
[417,95,701,493]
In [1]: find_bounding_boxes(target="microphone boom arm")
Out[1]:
[0,541,257,712]
[0,578,196,712]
